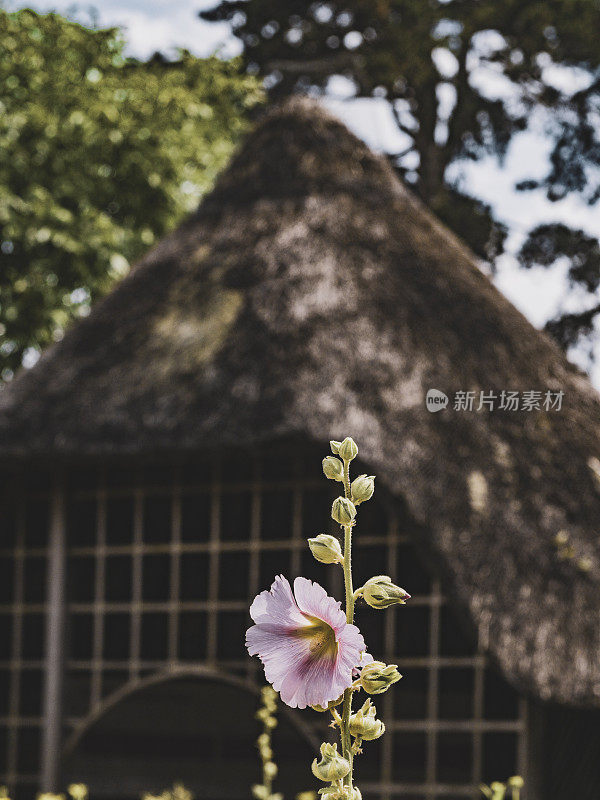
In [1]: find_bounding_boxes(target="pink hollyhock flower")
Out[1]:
[246,575,369,709]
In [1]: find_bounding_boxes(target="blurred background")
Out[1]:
[1,3,600,800]
[1,0,600,384]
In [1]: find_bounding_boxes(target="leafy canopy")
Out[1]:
[0,9,262,379]
[202,0,600,356]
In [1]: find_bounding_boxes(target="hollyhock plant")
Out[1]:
[246,437,412,800]
[246,575,368,709]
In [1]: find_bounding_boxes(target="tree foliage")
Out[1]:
[0,8,262,379]
[518,223,600,351]
[202,0,600,355]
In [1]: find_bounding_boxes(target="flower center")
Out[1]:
[295,614,338,661]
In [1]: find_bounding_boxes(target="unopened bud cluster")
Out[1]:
[329,437,358,461]
[303,437,412,800]
[252,686,282,800]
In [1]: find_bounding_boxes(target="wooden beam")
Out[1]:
[40,474,67,791]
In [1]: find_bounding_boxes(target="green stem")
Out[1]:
[330,707,342,726]
[340,458,355,792]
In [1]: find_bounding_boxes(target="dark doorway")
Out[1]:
[62,674,317,800]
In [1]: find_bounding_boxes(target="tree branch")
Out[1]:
[389,101,418,141]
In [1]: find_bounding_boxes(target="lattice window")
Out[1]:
[0,477,48,799]
[0,450,528,800]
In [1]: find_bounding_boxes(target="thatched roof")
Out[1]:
[2,98,600,708]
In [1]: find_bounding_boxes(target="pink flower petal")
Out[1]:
[246,575,369,709]
[353,649,375,676]
[293,577,347,634]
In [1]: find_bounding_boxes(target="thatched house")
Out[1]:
[0,99,599,800]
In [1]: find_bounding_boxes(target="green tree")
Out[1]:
[201,0,600,355]
[0,8,262,379]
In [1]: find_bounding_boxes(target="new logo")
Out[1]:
[426,389,448,412]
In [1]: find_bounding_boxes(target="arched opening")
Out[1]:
[62,672,318,800]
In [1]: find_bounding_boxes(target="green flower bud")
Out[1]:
[554,530,569,546]
[360,661,402,694]
[331,496,356,526]
[67,786,88,800]
[322,456,344,482]
[264,762,278,780]
[507,777,524,789]
[261,685,277,702]
[349,698,385,741]
[260,685,278,712]
[361,575,410,609]
[330,440,342,455]
[67,783,89,800]
[172,785,192,800]
[252,786,269,800]
[255,707,276,725]
[311,742,350,782]
[338,437,358,461]
[351,474,375,504]
[308,534,343,564]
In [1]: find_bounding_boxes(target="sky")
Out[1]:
[6,0,235,57]
[7,0,600,382]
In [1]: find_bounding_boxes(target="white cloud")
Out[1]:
[6,0,239,57]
